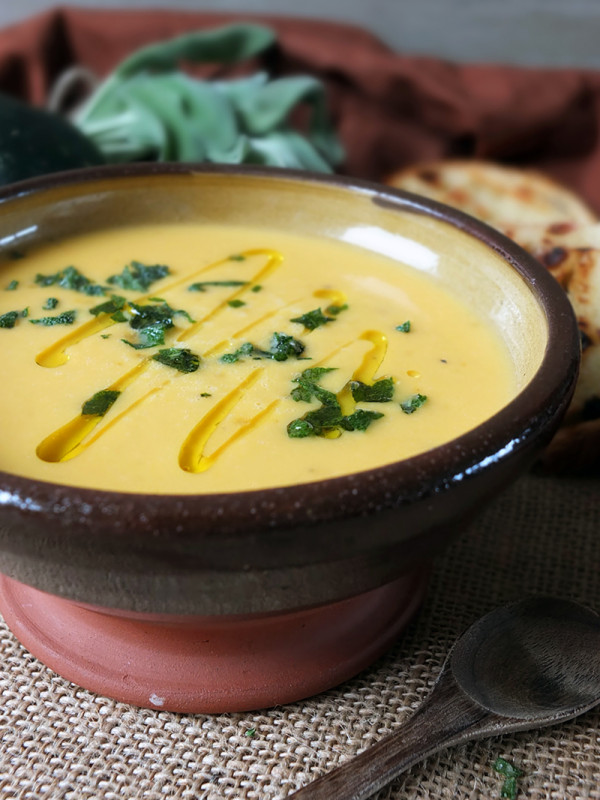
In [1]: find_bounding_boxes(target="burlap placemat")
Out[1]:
[1,473,598,799]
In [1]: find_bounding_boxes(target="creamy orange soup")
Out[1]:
[0,223,515,493]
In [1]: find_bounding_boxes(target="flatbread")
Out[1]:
[386,160,600,474]
[387,160,597,230]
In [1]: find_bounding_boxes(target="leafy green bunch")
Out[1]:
[73,23,344,171]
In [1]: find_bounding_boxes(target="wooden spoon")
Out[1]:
[289,596,600,799]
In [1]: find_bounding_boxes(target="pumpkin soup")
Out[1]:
[0,222,516,493]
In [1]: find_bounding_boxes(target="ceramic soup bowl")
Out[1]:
[0,165,579,712]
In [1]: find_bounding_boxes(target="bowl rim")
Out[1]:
[0,163,580,533]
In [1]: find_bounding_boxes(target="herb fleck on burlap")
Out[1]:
[1,475,599,799]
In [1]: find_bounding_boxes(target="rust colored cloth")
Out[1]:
[1,7,600,211]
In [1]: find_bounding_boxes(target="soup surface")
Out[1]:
[0,223,515,493]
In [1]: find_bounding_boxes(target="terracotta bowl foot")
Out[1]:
[0,570,427,712]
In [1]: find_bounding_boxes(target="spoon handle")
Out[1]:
[289,666,493,800]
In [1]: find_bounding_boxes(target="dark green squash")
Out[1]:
[0,92,104,186]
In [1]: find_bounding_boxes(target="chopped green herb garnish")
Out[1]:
[287,367,388,438]
[296,367,337,383]
[151,347,200,373]
[100,334,111,339]
[220,334,306,363]
[288,401,343,437]
[29,310,77,326]
[291,368,338,405]
[400,393,427,414]
[200,392,212,397]
[269,332,305,361]
[42,297,59,310]
[0,310,20,328]
[229,254,246,261]
[5,280,18,291]
[107,261,170,292]
[35,266,106,296]
[493,758,523,800]
[287,418,315,438]
[244,727,256,738]
[89,294,127,318]
[122,322,166,349]
[121,301,192,349]
[251,285,262,293]
[326,303,348,316]
[228,299,246,308]
[396,321,411,332]
[220,342,255,363]
[340,409,384,431]
[349,377,394,403]
[188,280,248,292]
[22,307,29,318]
[290,307,334,331]
[82,389,120,416]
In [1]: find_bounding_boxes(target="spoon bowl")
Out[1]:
[452,596,600,721]
[291,596,600,799]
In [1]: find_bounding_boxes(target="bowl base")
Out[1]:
[0,571,427,712]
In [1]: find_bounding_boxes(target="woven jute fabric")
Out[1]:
[0,473,598,799]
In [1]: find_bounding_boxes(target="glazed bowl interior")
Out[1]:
[0,165,579,615]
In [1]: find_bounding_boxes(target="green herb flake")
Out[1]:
[493,758,523,800]
[287,418,314,438]
[122,322,167,349]
[220,342,255,363]
[35,266,106,296]
[251,285,262,293]
[188,280,248,292]
[107,261,170,292]
[82,389,121,417]
[290,307,334,331]
[5,280,18,291]
[200,392,212,397]
[244,727,256,738]
[228,299,246,308]
[135,301,171,319]
[100,334,111,339]
[220,334,306,364]
[296,367,337,383]
[291,369,338,405]
[396,321,411,332]
[340,410,384,431]
[152,347,200,373]
[229,254,246,262]
[288,401,344,438]
[349,377,394,403]
[269,332,305,361]
[326,303,348,316]
[0,310,20,328]
[42,297,59,310]
[121,301,192,349]
[29,310,77,326]
[400,393,428,414]
[89,295,127,317]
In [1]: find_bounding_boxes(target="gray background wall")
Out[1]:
[1,0,599,68]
